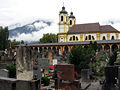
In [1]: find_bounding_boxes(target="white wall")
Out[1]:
[110,33,116,40]
[67,34,80,41]
[100,33,107,40]
[83,33,97,41]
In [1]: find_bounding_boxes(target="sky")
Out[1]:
[0,0,120,41]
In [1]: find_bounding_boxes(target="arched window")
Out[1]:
[111,36,115,40]
[76,37,78,41]
[89,35,91,40]
[103,36,106,40]
[70,20,72,25]
[92,36,95,40]
[73,36,75,40]
[85,36,87,40]
[61,16,63,21]
[69,37,72,41]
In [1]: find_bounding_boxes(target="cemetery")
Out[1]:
[0,5,120,90]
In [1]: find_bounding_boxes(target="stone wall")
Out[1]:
[0,77,40,90]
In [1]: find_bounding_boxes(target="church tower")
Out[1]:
[58,6,69,42]
[68,11,76,27]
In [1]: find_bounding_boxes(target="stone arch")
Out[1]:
[98,45,102,51]
[73,36,75,40]
[39,47,42,53]
[92,36,95,40]
[64,46,69,53]
[85,36,87,40]
[111,36,115,40]
[76,37,78,41]
[112,44,118,52]
[84,45,89,49]
[57,46,61,55]
[102,36,106,40]
[88,35,91,40]
[104,45,110,50]
[48,47,51,50]
[44,47,47,52]
[69,37,72,41]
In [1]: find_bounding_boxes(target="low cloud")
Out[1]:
[9,21,58,42]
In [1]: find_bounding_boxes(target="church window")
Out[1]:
[103,36,106,40]
[89,35,91,40]
[61,16,63,21]
[85,36,87,40]
[76,37,78,41]
[92,36,95,40]
[69,37,72,41]
[111,36,115,40]
[73,36,75,40]
[70,20,72,25]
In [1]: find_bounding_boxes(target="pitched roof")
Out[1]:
[100,25,118,32]
[68,23,119,34]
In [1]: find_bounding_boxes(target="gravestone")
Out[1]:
[102,66,119,90]
[0,69,8,77]
[16,46,33,80]
[37,58,49,71]
[81,69,90,82]
[33,64,41,80]
[0,63,7,69]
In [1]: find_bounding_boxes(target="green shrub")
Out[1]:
[6,62,16,78]
[41,77,50,86]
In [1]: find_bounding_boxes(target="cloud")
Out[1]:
[9,21,58,42]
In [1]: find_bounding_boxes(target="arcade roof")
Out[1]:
[18,40,120,47]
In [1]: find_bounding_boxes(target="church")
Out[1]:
[58,6,120,43]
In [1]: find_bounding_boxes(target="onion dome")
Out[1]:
[60,6,68,14]
[69,12,75,18]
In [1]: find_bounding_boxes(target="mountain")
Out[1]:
[9,19,52,38]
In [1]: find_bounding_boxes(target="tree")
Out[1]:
[0,26,9,50]
[69,45,89,73]
[69,41,98,74]
[10,39,21,47]
[39,33,57,43]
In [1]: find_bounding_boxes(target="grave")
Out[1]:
[53,64,81,90]
[16,46,33,80]
[81,69,90,82]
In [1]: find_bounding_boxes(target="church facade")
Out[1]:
[58,6,120,43]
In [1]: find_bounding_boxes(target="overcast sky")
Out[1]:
[0,0,120,25]
[0,0,120,41]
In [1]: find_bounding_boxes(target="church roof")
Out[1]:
[68,23,119,34]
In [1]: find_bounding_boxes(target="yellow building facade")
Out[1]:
[58,6,120,43]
